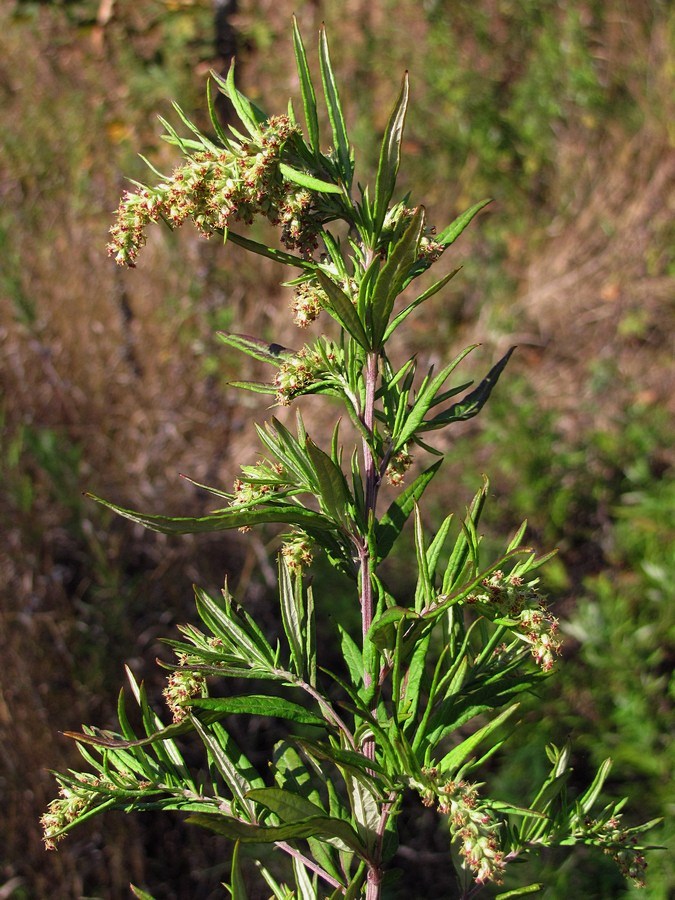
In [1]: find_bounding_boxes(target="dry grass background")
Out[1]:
[0,0,673,897]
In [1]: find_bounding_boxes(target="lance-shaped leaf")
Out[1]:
[192,718,262,819]
[441,478,489,594]
[319,26,352,186]
[279,555,306,677]
[383,266,461,341]
[279,163,342,194]
[217,331,296,366]
[86,493,337,535]
[393,345,478,451]
[292,17,320,152]
[368,606,421,654]
[437,702,519,774]
[315,270,370,348]
[436,198,492,247]
[188,811,366,855]
[229,841,249,900]
[375,459,443,561]
[373,72,409,234]
[212,62,268,138]
[189,696,325,728]
[422,347,516,431]
[369,206,425,348]
[225,228,315,270]
[305,438,352,527]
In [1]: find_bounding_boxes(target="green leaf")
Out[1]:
[247,786,327,823]
[213,62,267,138]
[383,267,461,341]
[229,841,249,900]
[495,885,544,898]
[189,696,325,728]
[370,207,425,348]
[279,555,305,677]
[436,198,492,247]
[413,505,433,612]
[315,271,370,349]
[375,460,443,561]
[279,163,341,194]
[437,703,519,774]
[373,72,409,234]
[423,347,515,430]
[192,718,262,818]
[368,606,420,653]
[188,812,366,855]
[345,774,380,852]
[441,478,489,594]
[225,229,314,269]
[292,17,320,152]
[319,26,352,186]
[130,887,157,900]
[86,493,336,535]
[206,76,232,150]
[296,738,387,779]
[305,438,351,526]
[338,625,363,689]
[394,345,477,450]
[217,331,296,365]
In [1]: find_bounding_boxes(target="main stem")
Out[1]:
[360,348,384,900]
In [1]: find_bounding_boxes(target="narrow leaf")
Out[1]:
[319,26,352,185]
[375,460,443,561]
[189,696,324,728]
[230,841,249,900]
[218,331,296,365]
[188,812,366,854]
[373,72,409,233]
[423,347,516,430]
[315,270,370,348]
[436,198,492,247]
[292,17,320,152]
[438,703,519,774]
[305,438,351,525]
[370,207,425,347]
[279,163,341,194]
[86,494,336,535]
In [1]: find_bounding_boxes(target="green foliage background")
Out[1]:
[0,0,672,897]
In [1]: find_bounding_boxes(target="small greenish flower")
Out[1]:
[385,450,413,486]
[163,668,207,723]
[281,532,315,573]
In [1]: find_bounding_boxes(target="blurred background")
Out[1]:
[0,0,673,897]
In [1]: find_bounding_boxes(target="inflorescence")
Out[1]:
[107,115,322,266]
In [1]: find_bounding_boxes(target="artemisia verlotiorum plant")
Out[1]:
[43,20,658,900]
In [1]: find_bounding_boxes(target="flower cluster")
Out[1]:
[107,115,323,266]
[414,770,505,884]
[466,570,562,671]
[274,343,335,405]
[385,450,413,486]
[380,203,444,264]
[583,815,648,888]
[290,280,326,327]
[281,532,315,573]
[163,666,207,723]
[230,459,287,507]
[41,772,117,850]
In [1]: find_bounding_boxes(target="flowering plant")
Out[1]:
[44,21,657,898]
